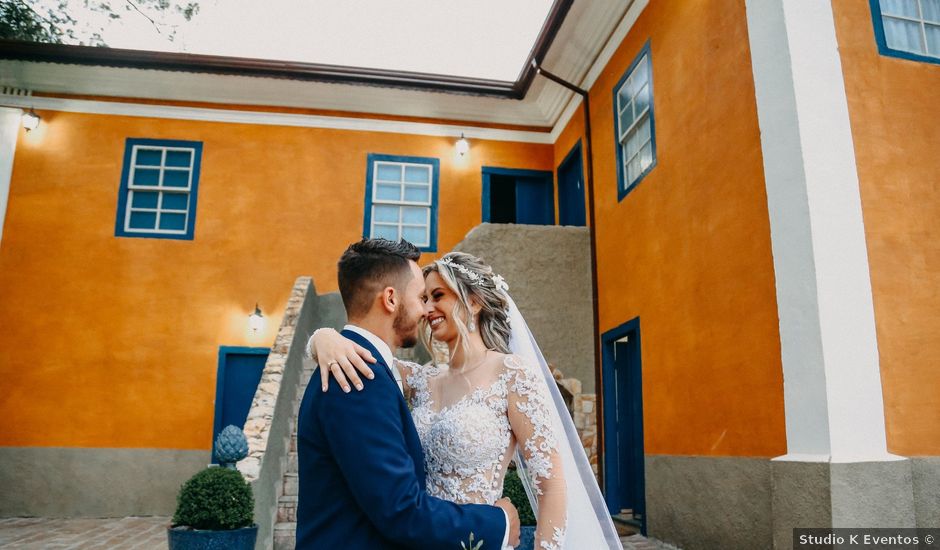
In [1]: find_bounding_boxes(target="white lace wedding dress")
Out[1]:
[400,354,567,550]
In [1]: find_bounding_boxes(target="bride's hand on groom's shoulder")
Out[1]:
[312,328,377,393]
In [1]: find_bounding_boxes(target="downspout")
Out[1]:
[532,61,605,490]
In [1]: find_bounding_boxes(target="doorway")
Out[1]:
[557,140,586,226]
[212,347,270,454]
[601,318,646,533]
[481,167,554,225]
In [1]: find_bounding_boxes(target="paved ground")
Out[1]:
[0,517,168,549]
[0,516,680,549]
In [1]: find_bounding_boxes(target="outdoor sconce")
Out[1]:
[248,303,265,333]
[21,108,40,132]
[455,133,470,156]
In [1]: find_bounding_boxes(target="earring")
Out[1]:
[468,320,476,332]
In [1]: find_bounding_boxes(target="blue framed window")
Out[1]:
[613,41,657,201]
[363,154,439,251]
[115,138,203,240]
[870,0,940,64]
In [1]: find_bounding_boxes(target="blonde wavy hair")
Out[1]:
[420,252,512,363]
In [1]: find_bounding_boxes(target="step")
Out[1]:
[277,495,298,523]
[283,473,298,496]
[273,522,296,550]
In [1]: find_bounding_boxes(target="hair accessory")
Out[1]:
[492,274,509,293]
[438,257,509,295]
[438,258,485,285]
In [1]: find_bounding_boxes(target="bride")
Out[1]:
[310,252,621,549]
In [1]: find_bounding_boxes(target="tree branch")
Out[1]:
[124,0,162,35]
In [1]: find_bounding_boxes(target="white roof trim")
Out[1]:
[0,94,553,144]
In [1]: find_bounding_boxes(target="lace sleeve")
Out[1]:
[505,355,567,550]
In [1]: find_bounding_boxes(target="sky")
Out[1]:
[51,0,554,82]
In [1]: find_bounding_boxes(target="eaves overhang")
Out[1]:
[0,0,573,100]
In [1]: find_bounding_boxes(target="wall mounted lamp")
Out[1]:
[455,133,470,156]
[248,303,265,333]
[21,108,40,132]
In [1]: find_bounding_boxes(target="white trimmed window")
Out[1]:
[615,43,656,198]
[878,0,940,58]
[365,155,438,250]
[117,139,202,240]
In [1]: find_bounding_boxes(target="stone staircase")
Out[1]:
[271,359,315,550]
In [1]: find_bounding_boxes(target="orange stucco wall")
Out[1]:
[832,0,940,456]
[556,0,786,457]
[0,110,551,450]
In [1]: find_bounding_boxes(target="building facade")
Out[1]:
[1,0,937,548]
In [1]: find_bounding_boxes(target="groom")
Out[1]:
[296,238,520,549]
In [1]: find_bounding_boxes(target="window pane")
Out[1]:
[375,183,401,201]
[372,224,398,240]
[128,211,157,230]
[404,165,430,184]
[619,106,635,137]
[633,55,649,85]
[403,185,430,203]
[924,0,940,23]
[625,129,640,159]
[373,204,400,223]
[640,143,653,172]
[926,23,940,54]
[163,170,191,188]
[634,84,650,117]
[884,16,926,53]
[159,213,187,231]
[133,168,160,186]
[376,163,402,182]
[165,150,193,168]
[402,225,428,245]
[135,149,162,166]
[161,192,189,211]
[131,191,159,209]
[638,116,651,145]
[401,206,427,224]
[880,0,920,17]
[617,84,634,113]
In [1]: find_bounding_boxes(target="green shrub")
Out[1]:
[172,466,254,530]
[501,468,536,526]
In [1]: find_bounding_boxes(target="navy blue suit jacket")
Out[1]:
[296,329,506,549]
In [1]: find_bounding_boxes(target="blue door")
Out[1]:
[482,167,554,225]
[602,319,646,533]
[213,347,269,451]
[515,176,554,225]
[557,141,586,226]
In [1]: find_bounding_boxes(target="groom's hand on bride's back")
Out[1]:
[495,497,520,547]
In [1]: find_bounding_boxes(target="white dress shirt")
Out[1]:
[312,324,511,548]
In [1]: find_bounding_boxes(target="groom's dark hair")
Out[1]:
[338,238,421,318]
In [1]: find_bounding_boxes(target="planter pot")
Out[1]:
[167,524,258,550]
[517,525,537,550]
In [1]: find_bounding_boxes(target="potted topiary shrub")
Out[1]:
[167,426,257,550]
[502,467,537,550]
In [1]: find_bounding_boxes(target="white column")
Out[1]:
[745,0,899,462]
[0,108,20,248]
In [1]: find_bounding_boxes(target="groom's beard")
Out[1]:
[393,304,419,348]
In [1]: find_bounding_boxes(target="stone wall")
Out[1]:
[453,224,596,392]
[555,371,599,479]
